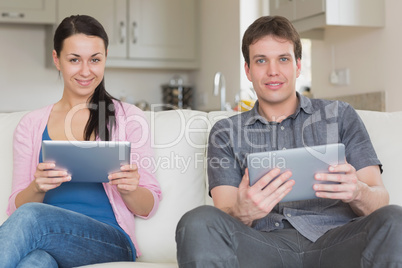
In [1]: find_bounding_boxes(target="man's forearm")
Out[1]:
[349,182,389,216]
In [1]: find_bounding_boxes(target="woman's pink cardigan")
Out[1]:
[7,100,162,257]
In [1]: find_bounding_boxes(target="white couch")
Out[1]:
[1,108,402,267]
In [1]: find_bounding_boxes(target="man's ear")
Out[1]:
[296,58,302,78]
[244,62,252,82]
[52,50,60,71]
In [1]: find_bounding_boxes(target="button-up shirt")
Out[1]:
[207,93,381,242]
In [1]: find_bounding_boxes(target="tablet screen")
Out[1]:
[247,143,345,202]
[42,140,131,183]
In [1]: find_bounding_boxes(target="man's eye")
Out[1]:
[257,59,266,63]
[279,57,289,62]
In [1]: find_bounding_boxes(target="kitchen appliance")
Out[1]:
[161,75,193,110]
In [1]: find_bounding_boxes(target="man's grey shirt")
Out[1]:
[207,93,381,242]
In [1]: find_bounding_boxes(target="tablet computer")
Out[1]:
[247,143,345,202]
[42,140,131,183]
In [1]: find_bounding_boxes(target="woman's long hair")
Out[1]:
[53,15,118,141]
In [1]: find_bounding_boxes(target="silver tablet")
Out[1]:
[247,143,345,202]
[42,140,131,183]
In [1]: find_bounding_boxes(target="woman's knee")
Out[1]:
[7,203,51,228]
[17,250,58,268]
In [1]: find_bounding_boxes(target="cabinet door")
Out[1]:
[57,0,127,59]
[128,0,196,60]
[0,0,55,24]
[269,0,295,21]
[295,0,325,20]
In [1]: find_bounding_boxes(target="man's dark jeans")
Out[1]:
[176,205,402,268]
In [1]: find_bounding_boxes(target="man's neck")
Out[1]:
[257,94,299,123]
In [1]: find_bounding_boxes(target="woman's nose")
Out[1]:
[80,62,91,76]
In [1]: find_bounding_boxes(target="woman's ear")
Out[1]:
[52,50,60,70]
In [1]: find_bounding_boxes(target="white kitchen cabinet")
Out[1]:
[270,0,295,20]
[0,0,56,24]
[270,0,324,21]
[128,0,196,61]
[56,0,197,69]
[57,0,127,59]
[295,0,325,21]
[269,0,384,38]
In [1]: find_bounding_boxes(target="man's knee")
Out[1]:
[364,204,402,242]
[177,205,223,233]
[372,205,402,225]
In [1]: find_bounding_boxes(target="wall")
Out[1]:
[0,23,191,112]
[194,0,265,111]
[311,0,402,112]
[239,0,262,98]
[193,0,241,111]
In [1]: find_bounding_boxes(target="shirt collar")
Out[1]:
[244,92,314,126]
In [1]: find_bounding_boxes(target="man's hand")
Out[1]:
[229,168,294,226]
[313,163,362,203]
[313,162,389,216]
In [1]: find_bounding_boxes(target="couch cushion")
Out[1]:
[356,110,402,206]
[0,112,27,224]
[205,111,239,206]
[135,110,209,263]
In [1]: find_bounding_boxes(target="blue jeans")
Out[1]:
[176,205,402,268]
[0,203,134,268]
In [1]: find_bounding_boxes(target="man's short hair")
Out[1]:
[242,16,302,66]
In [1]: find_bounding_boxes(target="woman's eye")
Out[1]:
[91,58,100,63]
[69,58,79,63]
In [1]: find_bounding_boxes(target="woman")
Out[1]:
[0,15,161,267]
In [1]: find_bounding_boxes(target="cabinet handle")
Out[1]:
[2,12,25,19]
[119,21,126,44]
[132,21,138,44]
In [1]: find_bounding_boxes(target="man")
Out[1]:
[176,16,402,267]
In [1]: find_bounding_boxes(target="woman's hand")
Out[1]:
[108,164,140,195]
[33,162,71,193]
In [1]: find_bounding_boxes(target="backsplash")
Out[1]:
[324,91,385,112]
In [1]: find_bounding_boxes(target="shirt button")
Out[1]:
[287,213,292,217]
[275,222,280,227]
[281,126,285,130]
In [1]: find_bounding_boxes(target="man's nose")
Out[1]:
[267,62,279,76]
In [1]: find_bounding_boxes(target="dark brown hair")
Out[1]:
[242,16,302,66]
[53,15,118,141]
